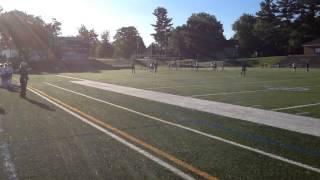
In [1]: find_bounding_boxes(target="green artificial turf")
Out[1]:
[1,67,319,179]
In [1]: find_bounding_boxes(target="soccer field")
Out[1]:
[1,67,320,179]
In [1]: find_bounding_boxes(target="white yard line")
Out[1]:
[63,77,320,138]
[145,85,204,90]
[45,82,320,174]
[273,103,320,111]
[28,88,195,180]
[191,89,267,97]
[0,143,18,180]
[0,116,18,180]
[296,112,310,116]
[0,118,3,133]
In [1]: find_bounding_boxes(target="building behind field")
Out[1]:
[58,37,89,62]
[0,48,19,59]
[303,39,320,55]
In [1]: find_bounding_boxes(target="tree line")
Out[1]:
[0,8,147,60]
[0,0,319,61]
[0,7,225,60]
[233,0,320,57]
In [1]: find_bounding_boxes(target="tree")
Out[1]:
[168,25,189,57]
[88,29,98,57]
[0,10,52,60]
[77,25,98,57]
[46,18,62,59]
[276,0,295,23]
[232,14,259,57]
[289,0,320,53]
[256,0,278,22]
[78,25,89,40]
[97,30,113,58]
[151,7,173,55]
[184,13,226,58]
[231,0,320,56]
[113,26,144,58]
[255,0,285,56]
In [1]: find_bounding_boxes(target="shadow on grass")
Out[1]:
[24,97,56,112]
[7,84,20,93]
[0,108,5,115]
[27,59,127,75]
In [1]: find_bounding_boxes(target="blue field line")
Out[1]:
[180,119,320,158]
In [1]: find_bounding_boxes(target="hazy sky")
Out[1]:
[0,0,261,45]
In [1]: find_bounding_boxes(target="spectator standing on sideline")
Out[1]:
[4,63,13,89]
[0,64,4,87]
[19,61,29,98]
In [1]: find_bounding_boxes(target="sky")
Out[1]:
[0,0,261,45]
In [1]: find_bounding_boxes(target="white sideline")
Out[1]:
[45,82,320,174]
[28,88,195,180]
[64,77,320,138]
[0,116,18,180]
[273,102,320,111]
[190,89,267,97]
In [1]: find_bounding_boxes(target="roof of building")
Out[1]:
[303,38,320,47]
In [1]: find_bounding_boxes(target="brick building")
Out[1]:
[303,38,320,55]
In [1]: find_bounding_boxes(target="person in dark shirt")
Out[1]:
[241,62,247,77]
[19,61,29,98]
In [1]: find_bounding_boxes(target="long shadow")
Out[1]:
[0,108,5,115]
[1,85,55,112]
[28,59,124,74]
[24,97,56,111]
[7,84,20,93]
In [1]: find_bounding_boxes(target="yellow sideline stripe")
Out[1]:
[29,86,218,180]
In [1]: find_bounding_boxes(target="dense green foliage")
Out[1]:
[77,25,99,57]
[113,26,145,58]
[233,0,320,57]
[0,1,319,60]
[0,10,61,60]
[151,7,173,55]
[167,13,226,58]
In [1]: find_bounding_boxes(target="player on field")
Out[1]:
[131,61,135,74]
[241,62,247,77]
[292,62,296,72]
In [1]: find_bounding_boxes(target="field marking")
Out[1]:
[0,143,18,180]
[56,75,310,91]
[56,75,86,81]
[273,103,320,111]
[190,89,267,97]
[0,116,18,180]
[296,112,310,116]
[44,82,320,174]
[64,77,320,138]
[28,87,216,180]
[0,118,3,133]
[145,85,205,90]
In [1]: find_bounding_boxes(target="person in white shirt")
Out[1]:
[5,63,13,88]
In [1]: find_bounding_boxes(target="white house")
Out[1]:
[0,48,18,59]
